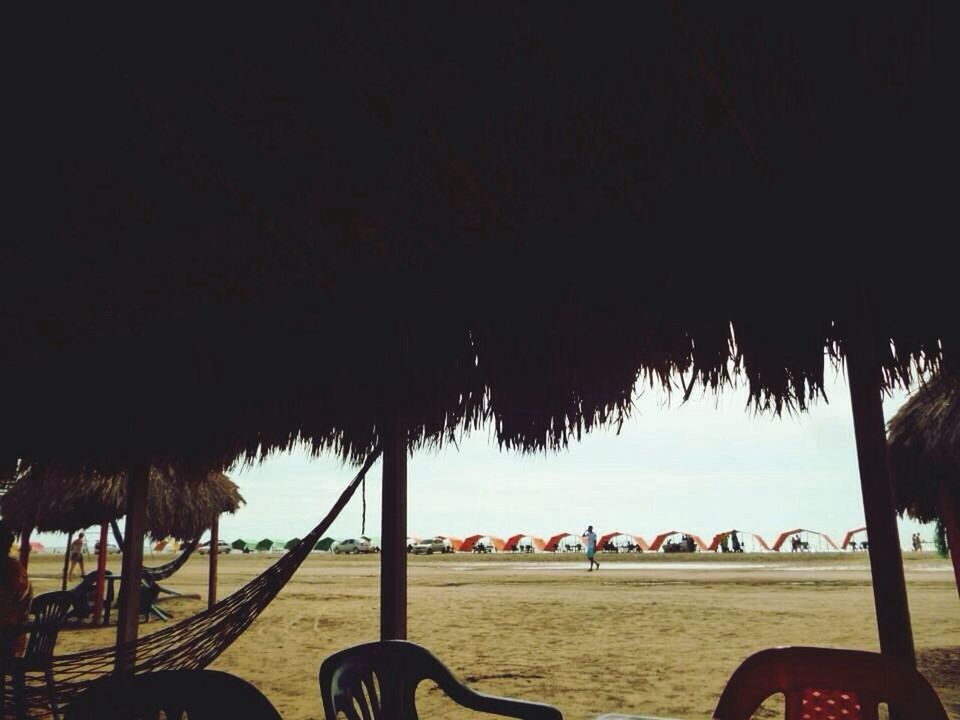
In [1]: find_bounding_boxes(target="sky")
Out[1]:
[31,369,933,553]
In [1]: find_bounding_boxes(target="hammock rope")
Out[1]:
[109,524,197,582]
[11,449,381,713]
[142,541,197,583]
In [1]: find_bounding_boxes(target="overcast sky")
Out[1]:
[32,370,933,552]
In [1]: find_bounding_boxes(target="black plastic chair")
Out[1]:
[66,571,112,622]
[319,640,562,720]
[64,669,283,720]
[1,590,74,720]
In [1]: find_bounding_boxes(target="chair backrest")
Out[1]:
[138,577,161,617]
[319,640,562,720]
[23,591,74,664]
[712,646,949,720]
[64,669,283,720]
[68,571,112,621]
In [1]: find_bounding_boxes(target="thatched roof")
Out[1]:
[0,466,244,540]
[3,5,957,473]
[888,372,960,523]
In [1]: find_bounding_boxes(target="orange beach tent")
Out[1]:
[841,526,868,549]
[543,532,574,552]
[435,536,463,551]
[502,534,545,552]
[458,535,505,552]
[707,530,771,552]
[596,532,649,551]
[772,528,840,551]
[649,531,708,552]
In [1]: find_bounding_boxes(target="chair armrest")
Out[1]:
[424,660,562,720]
[445,685,563,720]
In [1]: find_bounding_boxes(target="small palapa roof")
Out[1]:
[0,466,243,540]
[888,371,960,523]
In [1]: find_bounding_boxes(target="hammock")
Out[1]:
[108,522,198,583]
[143,540,197,582]
[12,450,380,713]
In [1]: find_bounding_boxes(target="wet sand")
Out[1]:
[27,551,960,720]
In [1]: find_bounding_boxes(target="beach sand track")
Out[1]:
[24,552,959,720]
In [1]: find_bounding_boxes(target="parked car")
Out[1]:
[410,537,452,555]
[199,541,233,555]
[362,536,381,553]
[333,537,372,555]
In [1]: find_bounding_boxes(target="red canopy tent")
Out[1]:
[596,532,648,552]
[841,526,869,550]
[502,534,545,552]
[707,530,771,552]
[435,536,463,552]
[772,528,840,551]
[543,532,576,552]
[457,535,504,552]
[649,531,708,551]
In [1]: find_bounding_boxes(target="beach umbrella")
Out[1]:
[888,370,960,596]
[29,541,44,552]
[3,4,955,666]
[314,537,336,552]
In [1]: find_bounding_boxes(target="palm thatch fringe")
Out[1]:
[0,466,243,540]
[888,372,960,523]
[2,5,957,473]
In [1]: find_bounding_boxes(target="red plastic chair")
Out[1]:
[713,646,948,720]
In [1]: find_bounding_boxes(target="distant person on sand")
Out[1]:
[0,519,32,657]
[68,532,86,579]
[583,525,599,571]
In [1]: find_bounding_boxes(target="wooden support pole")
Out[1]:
[61,531,73,591]
[380,423,407,640]
[115,464,149,672]
[938,481,960,600]
[208,516,219,610]
[93,521,109,625]
[847,325,916,667]
[18,529,31,570]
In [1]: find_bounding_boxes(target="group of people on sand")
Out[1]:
[911,532,924,552]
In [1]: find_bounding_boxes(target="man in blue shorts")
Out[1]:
[583,525,599,571]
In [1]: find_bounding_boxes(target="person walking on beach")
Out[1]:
[583,525,599,571]
[68,531,86,580]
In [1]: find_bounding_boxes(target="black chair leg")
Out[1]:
[45,669,59,720]
[14,671,27,720]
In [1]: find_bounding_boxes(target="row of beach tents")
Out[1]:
[399,528,861,553]
[9,527,881,556]
[225,527,875,554]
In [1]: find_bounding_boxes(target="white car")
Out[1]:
[333,538,372,555]
[410,537,452,555]
[198,541,232,555]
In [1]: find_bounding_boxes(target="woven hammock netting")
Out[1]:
[142,541,197,583]
[10,450,380,714]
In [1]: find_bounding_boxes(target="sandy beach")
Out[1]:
[26,551,960,720]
